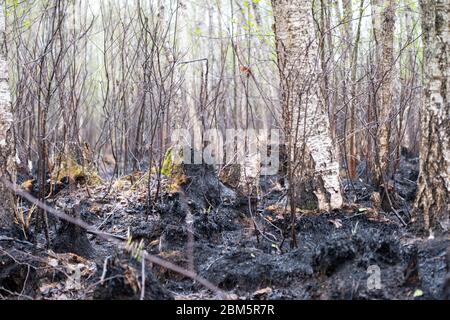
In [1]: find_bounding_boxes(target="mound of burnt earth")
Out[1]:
[93,253,173,300]
[200,248,313,293]
[180,163,237,209]
[194,213,449,300]
[153,164,243,253]
[343,155,418,215]
[413,239,450,299]
[155,195,245,255]
[52,205,95,259]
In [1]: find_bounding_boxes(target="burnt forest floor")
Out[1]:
[1,156,449,300]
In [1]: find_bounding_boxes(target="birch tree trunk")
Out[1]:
[371,0,396,186]
[414,0,450,233]
[272,0,343,211]
[342,0,358,180]
[0,2,15,229]
[349,0,365,180]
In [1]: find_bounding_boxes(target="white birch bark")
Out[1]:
[0,2,15,228]
[272,0,343,211]
[415,0,450,233]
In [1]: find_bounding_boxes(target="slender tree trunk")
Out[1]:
[372,0,396,186]
[326,0,338,140]
[342,0,358,180]
[0,3,15,230]
[272,0,343,211]
[349,0,365,180]
[414,0,449,233]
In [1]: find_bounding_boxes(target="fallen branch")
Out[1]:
[2,178,228,299]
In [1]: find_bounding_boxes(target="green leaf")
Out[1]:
[413,289,424,298]
[161,148,174,176]
[193,26,202,37]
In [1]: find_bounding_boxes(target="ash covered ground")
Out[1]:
[1,157,449,300]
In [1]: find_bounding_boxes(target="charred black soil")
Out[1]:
[1,158,449,300]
